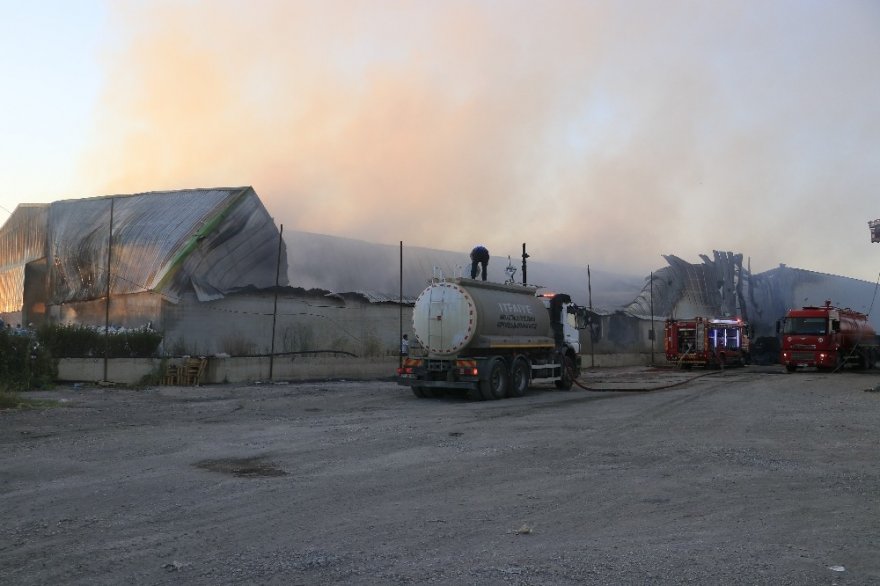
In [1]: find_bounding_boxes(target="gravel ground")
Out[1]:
[2,366,879,585]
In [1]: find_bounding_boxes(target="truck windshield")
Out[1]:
[709,326,741,349]
[784,317,827,335]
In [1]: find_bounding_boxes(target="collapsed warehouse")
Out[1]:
[0,187,288,353]
[1,187,877,363]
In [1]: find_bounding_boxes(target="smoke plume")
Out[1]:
[80,0,880,280]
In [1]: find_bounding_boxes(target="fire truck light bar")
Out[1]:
[709,318,742,325]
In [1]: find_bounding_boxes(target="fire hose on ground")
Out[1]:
[569,366,722,393]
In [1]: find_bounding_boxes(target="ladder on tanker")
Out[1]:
[425,266,449,353]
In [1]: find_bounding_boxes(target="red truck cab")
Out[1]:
[780,301,878,372]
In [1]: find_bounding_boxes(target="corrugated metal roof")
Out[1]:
[0,204,49,312]
[0,187,286,310]
[45,188,250,302]
[0,204,48,272]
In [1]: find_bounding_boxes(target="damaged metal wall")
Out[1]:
[623,251,880,338]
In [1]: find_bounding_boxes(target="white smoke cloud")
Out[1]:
[79,0,880,281]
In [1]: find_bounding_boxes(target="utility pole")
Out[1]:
[650,271,655,365]
[867,219,879,390]
[103,197,115,383]
[521,243,529,285]
[269,224,283,380]
[399,241,403,370]
[588,264,594,368]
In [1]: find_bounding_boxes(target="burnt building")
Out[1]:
[0,186,286,329]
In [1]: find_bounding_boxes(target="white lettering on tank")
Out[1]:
[497,302,533,314]
[496,302,537,329]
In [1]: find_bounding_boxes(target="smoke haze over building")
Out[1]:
[2,0,879,281]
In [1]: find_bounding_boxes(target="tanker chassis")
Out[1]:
[780,301,879,372]
[397,278,587,400]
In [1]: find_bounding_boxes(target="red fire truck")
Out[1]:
[664,317,750,368]
[779,301,878,372]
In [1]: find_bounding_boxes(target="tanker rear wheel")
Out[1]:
[480,357,508,400]
[509,358,530,398]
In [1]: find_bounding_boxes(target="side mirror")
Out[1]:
[571,307,589,329]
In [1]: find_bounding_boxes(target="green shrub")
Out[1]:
[115,328,164,357]
[36,323,163,358]
[0,329,57,391]
[37,323,97,357]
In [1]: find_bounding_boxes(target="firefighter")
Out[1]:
[470,245,490,281]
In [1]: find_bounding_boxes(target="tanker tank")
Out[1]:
[412,278,555,357]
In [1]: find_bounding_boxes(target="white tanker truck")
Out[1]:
[397,277,587,400]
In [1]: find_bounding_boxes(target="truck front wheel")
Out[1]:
[555,355,575,390]
[480,357,509,400]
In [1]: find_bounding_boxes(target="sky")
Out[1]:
[1,0,879,282]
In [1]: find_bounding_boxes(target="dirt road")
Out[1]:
[2,367,879,585]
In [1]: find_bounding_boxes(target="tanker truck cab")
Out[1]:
[537,291,584,354]
[780,300,878,372]
[398,278,587,400]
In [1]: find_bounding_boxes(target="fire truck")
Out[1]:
[779,301,878,372]
[664,317,750,368]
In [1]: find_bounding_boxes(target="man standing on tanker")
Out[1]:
[470,245,490,280]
